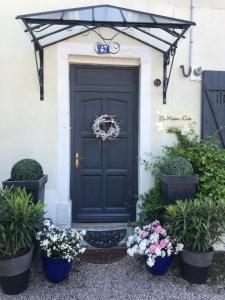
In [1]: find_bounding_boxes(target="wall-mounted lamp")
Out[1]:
[193,66,203,77]
[154,79,161,87]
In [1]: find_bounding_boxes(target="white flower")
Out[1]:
[136,236,142,243]
[134,227,140,233]
[155,247,161,257]
[43,219,51,227]
[47,249,51,257]
[150,233,159,243]
[161,250,166,258]
[50,235,58,243]
[146,257,155,267]
[127,244,139,257]
[128,235,134,243]
[175,243,184,253]
[161,229,167,236]
[81,229,86,236]
[167,249,172,256]
[80,247,86,254]
[41,239,49,247]
[139,240,148,255]
[127,248,135,257]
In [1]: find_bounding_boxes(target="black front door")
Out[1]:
[70,65,139,222]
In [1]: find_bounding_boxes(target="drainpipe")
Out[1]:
[180,0,195,77]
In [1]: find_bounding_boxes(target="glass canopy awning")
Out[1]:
[16,5,195,102]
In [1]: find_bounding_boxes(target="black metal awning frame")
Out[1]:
[17,5,195,103]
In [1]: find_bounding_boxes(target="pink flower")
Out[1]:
[154,226,164,234]
[152,220,160,226]
[139,230,148,238]
[159,239,167,248]
[149,244,157,254]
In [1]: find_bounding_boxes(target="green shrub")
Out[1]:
[165,196,225,252]
[139,183,165,224]
[141,127,225,225]
[0,187,44,258]
[11,159,43,181]
[159,155,193,176]
[167,127,225,199]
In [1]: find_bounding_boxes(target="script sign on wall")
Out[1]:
[156,110,196,132]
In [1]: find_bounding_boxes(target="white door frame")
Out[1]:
[51,41,152,227]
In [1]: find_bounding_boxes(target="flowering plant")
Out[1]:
[127,220,183,267]
[36,220,86,262]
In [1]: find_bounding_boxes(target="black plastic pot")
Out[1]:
[0,247,33,295]
[181,248,214,284]
[2,175,48,204]
[160,173,199,204]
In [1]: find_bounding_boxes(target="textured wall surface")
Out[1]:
[1,0,225,225]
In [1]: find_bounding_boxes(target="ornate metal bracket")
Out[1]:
[163,46,176,104]
[34,44,44,100]
[92,27,122,54]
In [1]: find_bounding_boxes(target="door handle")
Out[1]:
[75,152,84,168]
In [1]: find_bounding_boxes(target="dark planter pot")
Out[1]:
[181,248,214,284]
[2,175,48,204]
[0,247,33,295]
[146,255,173,276]
[41,256,72,283]
[160,173,199,204]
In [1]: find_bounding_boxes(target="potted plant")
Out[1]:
[159,156,199,204]
[3,159,48,204]
[127,220,183,275]
[36,220,86,283]
[166,197,225,284]
[0,187,44,295]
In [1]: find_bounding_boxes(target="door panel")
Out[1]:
[70,65,138,222]
[106,176,127,208]
[106,140,127,169]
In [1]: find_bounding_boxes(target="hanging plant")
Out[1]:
[92,114,120,141]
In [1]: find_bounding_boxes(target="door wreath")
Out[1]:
[92,114,120,141]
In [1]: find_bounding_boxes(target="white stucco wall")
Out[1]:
[1,0,225,226]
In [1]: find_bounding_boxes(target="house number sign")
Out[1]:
[96,44,110,54]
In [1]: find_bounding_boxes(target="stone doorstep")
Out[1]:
[72,223,133,249]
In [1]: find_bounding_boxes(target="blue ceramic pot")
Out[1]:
[147,255,173,276]
[41,256,72,283]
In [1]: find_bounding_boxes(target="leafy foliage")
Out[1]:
[139,183,165,224]
[166,127,225,199]
[159,155,193,176]
[0,187,44,258]
[140,127,225,231]
[11,159,43,181]
[165,197,225,252]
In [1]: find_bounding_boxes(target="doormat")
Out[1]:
[79,248,127,264]
[83,229,127,248]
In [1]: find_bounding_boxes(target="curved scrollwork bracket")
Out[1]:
[91,27,129,54]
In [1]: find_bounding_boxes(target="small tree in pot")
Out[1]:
[0,188,44,294]
[3,159,48,204]
[159,156,199,204]
[166,196,225,284]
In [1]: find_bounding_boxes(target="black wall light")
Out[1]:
[154,79,161,87]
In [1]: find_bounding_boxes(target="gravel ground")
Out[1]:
[0,255,225,300]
